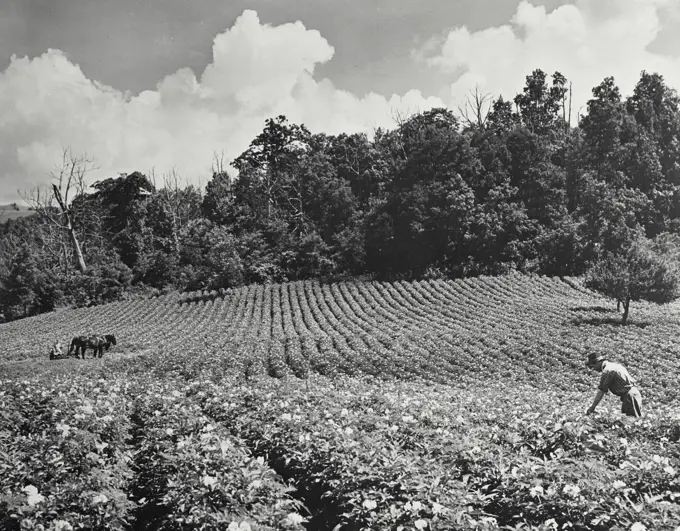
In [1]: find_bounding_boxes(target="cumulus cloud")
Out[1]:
[425,0,680,121]
[0,10,443,203]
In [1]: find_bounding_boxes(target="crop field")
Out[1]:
[0,274,679,530]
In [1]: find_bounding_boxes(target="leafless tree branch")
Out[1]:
[457,85,493,130]
[20,147,98,273]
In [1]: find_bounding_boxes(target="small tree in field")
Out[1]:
[585,238,679,324]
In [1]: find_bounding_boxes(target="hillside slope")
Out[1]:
[1,274,679,401]
[2,274,679,530]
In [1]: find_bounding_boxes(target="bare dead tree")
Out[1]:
[160,168,186,253]
[390,107,417,160]
[148,167,158,189]
[21,148,97,273]
[161,168,184,215]
[458,85,493,130]
[209,150,233,201]
[212,151,228,177]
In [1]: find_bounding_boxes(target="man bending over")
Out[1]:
[585,353,642,418]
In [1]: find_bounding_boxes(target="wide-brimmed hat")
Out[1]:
[585,353,606,367]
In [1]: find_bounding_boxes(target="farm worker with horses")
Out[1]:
[585,353,642,417]
[49,340,64,360]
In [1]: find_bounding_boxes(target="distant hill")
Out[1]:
[0,203,35,222]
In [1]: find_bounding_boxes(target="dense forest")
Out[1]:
[3,68,680,322]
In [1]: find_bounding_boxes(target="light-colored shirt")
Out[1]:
[598,361,636,397]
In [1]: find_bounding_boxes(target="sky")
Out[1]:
[1,0,680,203]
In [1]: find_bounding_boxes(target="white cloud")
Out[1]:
[426,0,680,121]
[0,10,443,203]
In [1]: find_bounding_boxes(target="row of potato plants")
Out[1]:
[0,275,582,361]
[0,376,134,530]
[128,378,306,530]
[0,371,311,530]
[188,377,476,530]
[2,334,680,530]
[3,275,680,403]
[175,364,679,531]
[109,272,680,400]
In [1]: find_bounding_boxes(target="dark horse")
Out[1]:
[68,334,117,359]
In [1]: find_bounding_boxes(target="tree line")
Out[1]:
[2,68,680,323]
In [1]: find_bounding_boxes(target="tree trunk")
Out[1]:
[53,184,87,273]
[62,244,69,276]
[622,298,630,325]
[69,226,87,273]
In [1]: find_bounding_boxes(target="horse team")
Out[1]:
[49,334,117,360]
